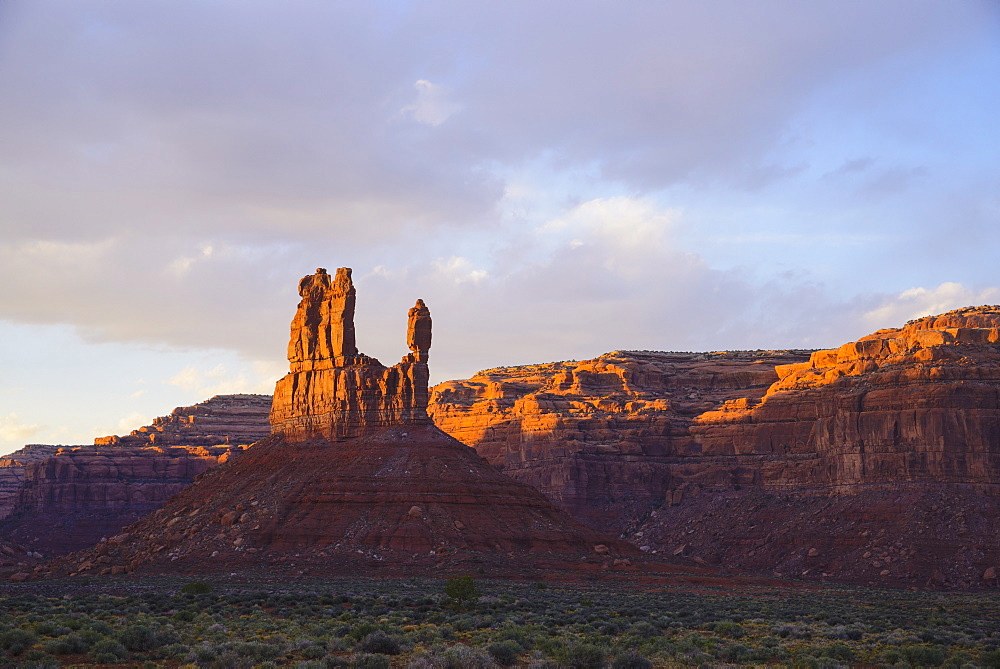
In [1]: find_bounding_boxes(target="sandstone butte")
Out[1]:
[432,306,1000,589]
[39,268,634,580]
[0,394,271,556]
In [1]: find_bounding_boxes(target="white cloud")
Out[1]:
[862,282,1000,330]
[432,256,488,284]
[0,413,40,443]
[167,362,279,397]
[400,79,460,126]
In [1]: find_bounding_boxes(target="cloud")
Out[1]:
[0,413,40,443]
[863,282,1000,331]
[166,361,281,398]
[0,0,994,425]
[400,80,460,126]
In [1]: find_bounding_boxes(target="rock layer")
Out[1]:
[0,445,245,556]
[0,395,268,555]
[94,394,272,448]
[270,268,431,441]
[0,444,64,519]
[628,307,1000,587]
[429,350,810,530]
[42,268,632,578]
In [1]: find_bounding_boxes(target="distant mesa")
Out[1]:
[0,395,270,557]
[433,305,1000,588]
[41,268,628,579]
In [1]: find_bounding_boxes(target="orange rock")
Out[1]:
[270,268,432,441]
[39,267,631,577]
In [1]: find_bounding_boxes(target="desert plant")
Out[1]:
[181,581,213,594]
[358,631,401,655]
[487,640,522,666]
[445,575,480,610]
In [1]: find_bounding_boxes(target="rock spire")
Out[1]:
[270,267,432,441]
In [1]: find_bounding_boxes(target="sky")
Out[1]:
[0,0,998,456]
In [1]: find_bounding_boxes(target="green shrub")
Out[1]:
[627,621,660,639]
[118,624,159,652]
[445,575,480,609]
[819,642,855,662]
[610,650,653,669]
[714,621,745,639]
[487,640,522,666]
[89,638,128,661]
[44,633,89,655]
[0,628,38,655]
[181,581,213,594]
[440,643,495,669]
[358,631,401,655]
[901,645,947,667]
[350,652,390,669]
[559,641,607,669]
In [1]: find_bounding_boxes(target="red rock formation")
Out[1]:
[0,445,241,556]
[0,444,64,519]
[42,268,632,578]
[0,395,269,555]
[94,394,272,448]
[430,349,810,530]
[633,306,1000,588]
[270,268,431,441]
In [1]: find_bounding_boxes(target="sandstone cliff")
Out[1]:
[94,393,271,447]
[429,349,810,530]
[630,306,1000,588]
[0,395,270,555]
[270,268,431,441]
[0,444,65,519]
[40,268,633,579]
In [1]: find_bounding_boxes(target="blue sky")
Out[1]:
[0,0,998,455]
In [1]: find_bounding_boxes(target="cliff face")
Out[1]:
[431,307,1000,587]
[0,445,239,555]
[269,268,432,441]
[686,305,1000,489]
[0,445,65,519]
[40,268,631,579]
[94,394,272,447]
[429,349,810,529]
[0,395,269,555]
[630,307,1000,588]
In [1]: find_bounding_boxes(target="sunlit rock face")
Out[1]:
[35,268,628,579]
[688,305,1000,489]
[430,349,810,530]
[432,307,1000,587]
[270,267,432,441]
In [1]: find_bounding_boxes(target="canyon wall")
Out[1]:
[0,395,270,555]
[432,306,1000,587]
[0,445,64,519]
[429,349,810,530]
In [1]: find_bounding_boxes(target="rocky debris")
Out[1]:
[0,444,65,519]
[631,486,1000,589]
[39,267,633,579]
[93,394,272,448]
[429,349,811,530]
[0,535,45,581]
[270,268,432,441]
